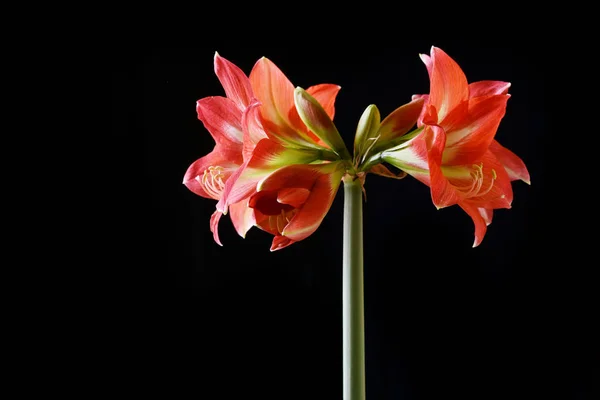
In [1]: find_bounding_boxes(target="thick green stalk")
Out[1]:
[342,176,365,400]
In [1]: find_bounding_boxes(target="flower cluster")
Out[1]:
[184,47,529,250]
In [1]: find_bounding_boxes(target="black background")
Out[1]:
[112,36,596,399]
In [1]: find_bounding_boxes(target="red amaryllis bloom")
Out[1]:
[217,85,349,250]
[183,53,344,246]
[382,47,530,247]
[249,162,346,251]
[216,58,346,213]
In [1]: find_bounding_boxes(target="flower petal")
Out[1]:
[379,97,425,142]
[183,146,242,199]
[425,125,462,208]
[306,84,341,120]
[229,200,256,238]
[270,235,295,251]
[214,52,253,109]
[489,140,531,184]
[419,53,433,79]
[381,133,430,183]
[217,139,322,212]
[446,150,513,209]
[442,94,510,165]
[469,81,511,97]
[277,188,311,208]
[255,162,345,242]
[249,57,321,149]
[412,94,429,127]
[241,100,268,161]
[197,97,244,145]
[294,87,348,157]
[478,207,493,226]
[427,47,469,122]
[210,210,223,246]
[458,201,488,248]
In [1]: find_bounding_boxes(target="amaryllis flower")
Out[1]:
[183,53,345,246]
[249,162,346,251]
[217,86,351,250]
[182,53,256,245]
[381,47,530,247]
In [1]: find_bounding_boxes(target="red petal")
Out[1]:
[489,140,531,184]
[214,53,253,109]
[419,53,433,79]
[379,97,425,141]
[425,126,462,208]
[255,163,345,241]
[412,94,429,127]
[210,210,224,246]
[217,139,321,212]
[458,201,488,248]
[442,94,510,165]
[459,150,513,208]
[306,84,341,120]
[183,146,242,199]
[249,58,320,148]
[381,133,430,182]
[427,47,469,122]
[277,188,311,208]
[469,81,511,97]
[196,97,244,145]
[270,235,295,251]
[229,200,256,238]
[478,208,493,226]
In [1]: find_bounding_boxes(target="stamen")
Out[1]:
[200,166,226,199]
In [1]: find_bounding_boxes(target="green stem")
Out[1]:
[342,176,365,400]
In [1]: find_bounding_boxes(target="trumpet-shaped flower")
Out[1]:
[381,47,530,246]
[183,53,346,247]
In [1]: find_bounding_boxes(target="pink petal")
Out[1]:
[196,97,244,145]
[183,147,242,200]
[241,101,268,161]
[229,200,256,238]
[214,52,253,109]
[210,210,223,246]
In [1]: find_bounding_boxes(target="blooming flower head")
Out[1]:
[381,47,530,246]
[183,53,348,249]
